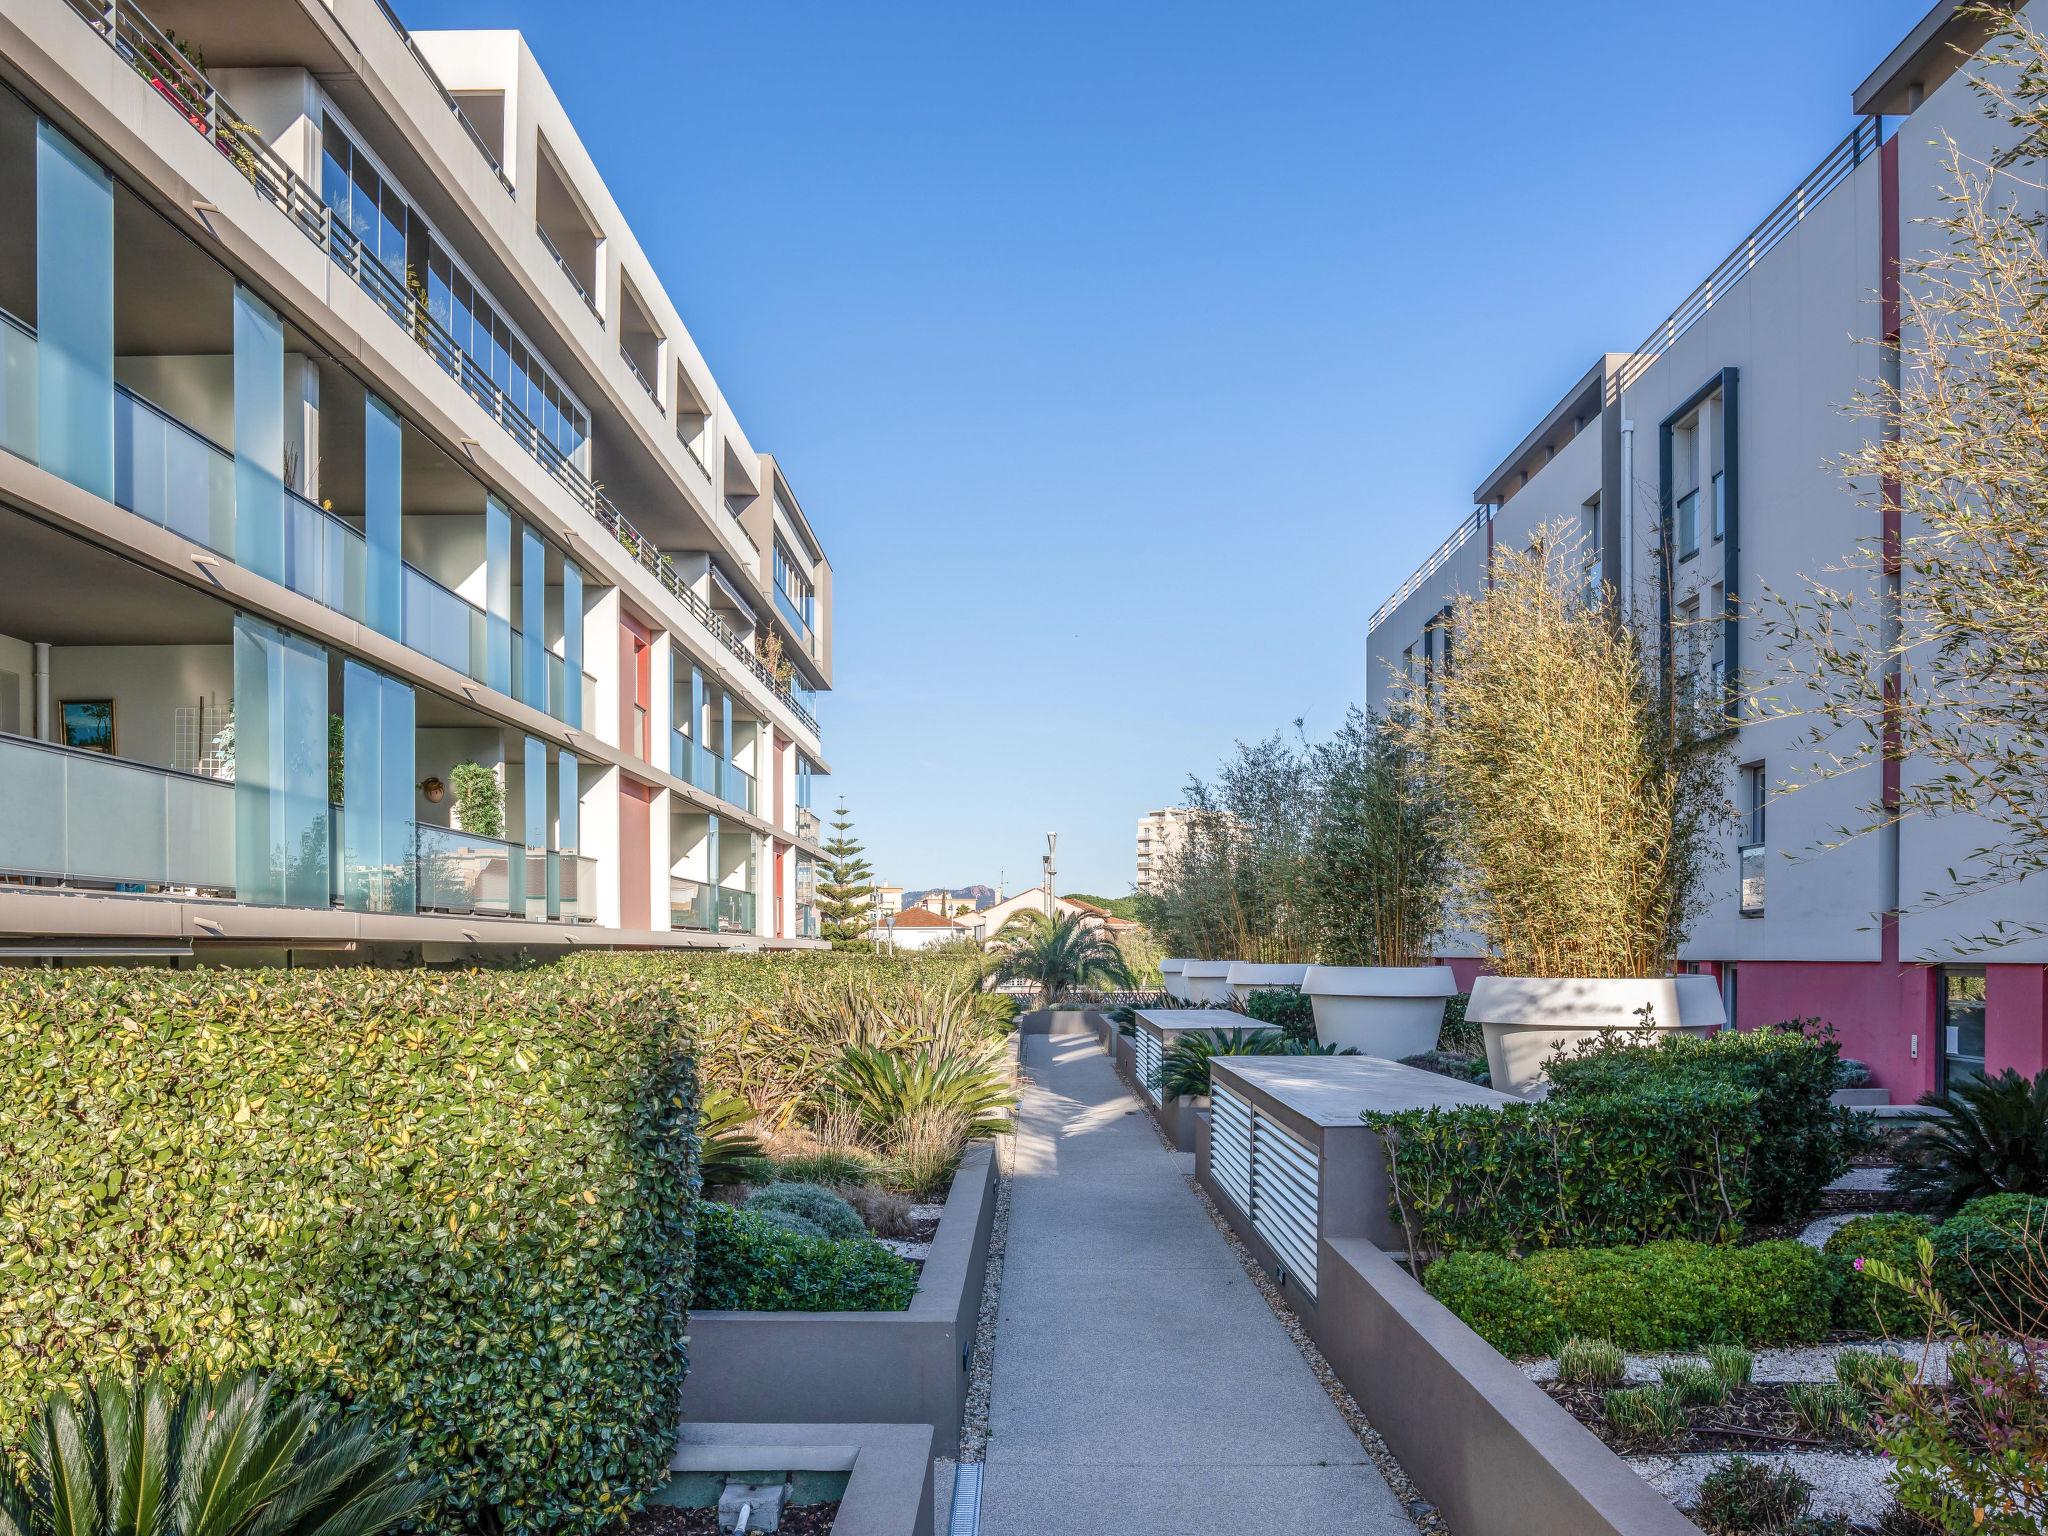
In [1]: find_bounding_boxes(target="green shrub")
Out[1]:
[1785,1382,1862,1438]
[0,965,698,1536]
[1439,991,1478,1054]
[1705,1343,1754,1386]
[1661,1361,1729,1407]
[691,1204,917,1312]
[1890,1068,2048,1216]
[1690,1456,1812,1534]
[1602,1385,1685,1447]
[1835,1348,1911,1401]
[828,1042,1014,1137]
[1421,1252,1563,1356]
[1556,1335,1626,1387]
[1370,1081,1758,1259]
[1826,1213,1937,1334]
[1,1370,434,1536]
[1399,1049,1489,1084]
[1546,1021,1849,1223]
[1243,987,1316,1045]
[748,1207,827,1240]
[1509,1242,1833,1352]
[1158,1026,1289,1099]
[447,760,503,839]
[746,1182,867,1240]
[1930,1192,2048,1333]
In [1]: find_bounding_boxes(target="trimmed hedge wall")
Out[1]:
[1367,1079,1759,1257]
[1426,1241,1836,1355]
[1544,1023,1849,1223]
[692,1204,918,1311]
[0,966,698,1536]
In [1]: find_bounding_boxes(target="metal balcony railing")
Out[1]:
[366,0,514,194]
[536,222,601,321]
[1367,507,1492,634]
[61,0,823,742]
[621,345,660,405]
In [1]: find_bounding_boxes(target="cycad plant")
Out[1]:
[0,1372,432,1536]
[987,910,1134,1008]
[1156,1027,1289,1100]
[827,1042,1015,1139]
[1891,1068,2048,1216]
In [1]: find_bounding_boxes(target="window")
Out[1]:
[1712,469,1726,542]
[773,537,815,636]
[1740,761,1765,845]
[1677,487,1699,560]
[1938,969,1987,1089]
[1738,761,1765,916]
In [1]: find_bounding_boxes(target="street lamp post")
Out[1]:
[1042,831,1057,920]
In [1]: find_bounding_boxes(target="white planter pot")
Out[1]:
[1160,957,1191,1004]
[1469,975,1726,1096]
[1225,962,1309,1005]
[1182,959,1236,1006]
[1302,965,1460,1059]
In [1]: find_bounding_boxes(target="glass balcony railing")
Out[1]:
[668,878,755,934]
[795,806,821,843]
[668,731,759,816]
[1,309,36,462]
[414,821,523,917]
[555,851,597,923]
[717,887,755,934]
[773,585,815,652]
[724,761,755,815]
[114,385,234,551]
[0,732,234,895]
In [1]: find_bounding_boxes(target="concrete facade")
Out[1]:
[0,0,831,961]
[1362,0,2048,1095]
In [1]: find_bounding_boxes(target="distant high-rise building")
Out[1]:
[1135,808,1193,896]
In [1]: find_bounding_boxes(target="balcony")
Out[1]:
[1739,844,1765,917]
[670,878,755,934]
[795,806,821,843]
[366,0,513,194]
[537,223,601,322]
[668,730,756,816]
[774,585,816,654]
[0,733,233,896]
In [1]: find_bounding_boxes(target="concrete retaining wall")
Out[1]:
[668,1423,935,1536]
[680,1141,997,1455]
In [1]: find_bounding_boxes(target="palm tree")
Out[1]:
[988,909,1134,1009]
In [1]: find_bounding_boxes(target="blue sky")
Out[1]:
[406,0,1931,896]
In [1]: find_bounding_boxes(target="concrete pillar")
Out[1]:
[648,786,672,932]
[1986,965,2048,1080]
[584,587,622,751]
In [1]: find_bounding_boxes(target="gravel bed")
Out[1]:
[954,1127,1013,1467]
[873,1237,931,1262]
[1630,1451,1894,1525]
[1826,1167,1898,1193]
[1797,1212,1858,1249]
[1524,1339,1953,1386]
[628,1500,840,1535]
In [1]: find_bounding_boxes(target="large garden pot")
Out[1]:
[1225,962,1308,1005]
[1161,957,1191,1003]
[1301,965,1460,1059]
[1182,959,1237,1006]
[1468,974,1726,1096]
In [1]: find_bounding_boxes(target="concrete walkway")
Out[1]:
[980,1022,1417,1534]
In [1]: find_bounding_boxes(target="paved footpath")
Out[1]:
[979,1022,1417,1535]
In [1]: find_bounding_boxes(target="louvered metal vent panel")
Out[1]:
[1209,1082,1253,1216]
[1134,1027,1162,1103]
[1251,1113,1320,1299]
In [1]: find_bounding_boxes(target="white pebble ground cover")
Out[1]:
[1523,1338,1954,1386]
[1631,1453,1894,1524]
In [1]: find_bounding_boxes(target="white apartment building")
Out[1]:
[0,0,833,960]
[1365,0,2048,1099]
[1135,807,1191,896]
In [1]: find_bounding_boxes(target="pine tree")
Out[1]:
[818,798,876,946]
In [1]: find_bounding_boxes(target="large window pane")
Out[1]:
[233,285,284,581]
[340,659,415,914]
[561,559,583,728]
[520,523,545,711]
[232,614,330,907]
[485,495,512,695]
[36,123,113,499]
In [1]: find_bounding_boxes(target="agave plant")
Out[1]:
[827,1042,1015,1138]
[0,1372,432,1536]
[1891,1068,2048,1216]
[986,910,1134,1009]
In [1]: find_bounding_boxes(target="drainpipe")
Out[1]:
[32,642,49,740]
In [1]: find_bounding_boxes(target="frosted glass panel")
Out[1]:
[0,738,64,875]
[561,559,583,728]
[36,123,112,499]
[341,660,415,914]
[485,495,512,694]
[558,749,579,854]
[233,285,284,579]
[519,524,545,711]
[233,614,330,906]
[364,394,403,639]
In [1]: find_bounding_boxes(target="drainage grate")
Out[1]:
[948,1462,983,1536]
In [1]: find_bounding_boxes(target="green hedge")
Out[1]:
[1426,1241,1835,1355]
[1545,1022,1848,1223]
[1243,988,1315,1044]
[1931,1193,2048,1333]
[692,1204,918,1311]
[1367,1079,1758,1258]
[1826,1213,1937,1334]
[0,966,697,1536]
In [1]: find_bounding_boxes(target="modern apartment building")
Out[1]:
[1134,807,1191,897]
[0,0,834,961]
[1365,0,2048,1097]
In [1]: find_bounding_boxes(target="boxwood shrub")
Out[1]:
[0,965,698,1536]
[1545,1021,1849,1223]
[1825,1213,1937,1334]
[692,1204,918,1311]
[1427,1241,1836,1355]
[1930,1193,2048,1333]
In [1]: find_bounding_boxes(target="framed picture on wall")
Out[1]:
[60,699,115,755]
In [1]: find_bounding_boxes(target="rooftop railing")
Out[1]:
[536,222,602,321]
[1366,507,1492,634]
[366,0,514,195]
[61,0,823,741]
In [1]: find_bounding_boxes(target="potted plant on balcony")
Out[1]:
[1296,706,1459,1058]
[1409,529,1727,1093]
